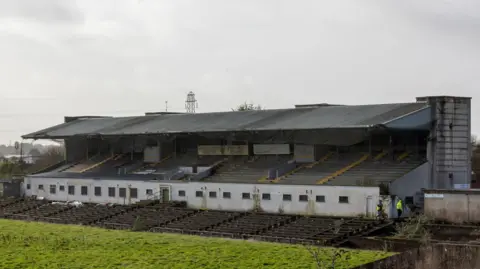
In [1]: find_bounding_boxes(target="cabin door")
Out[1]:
[366,196,373,217]
[160,186,170,203]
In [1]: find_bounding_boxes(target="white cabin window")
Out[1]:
[94,187,102,197]
[81,186,88,196]
[283,194,292,201]
[108,187,115,197]
[242,193,251,200]
[49,185,56,194]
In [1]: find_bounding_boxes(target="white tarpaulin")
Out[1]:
[253,144,290,155]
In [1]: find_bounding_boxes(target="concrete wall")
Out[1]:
[0,182,21,198]
[390,163,429,204]
[0,180,22,198]
[424,190,480,223]
[417,96,472,189]
[23,176,380,217]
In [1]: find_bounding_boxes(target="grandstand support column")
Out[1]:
[86,139,89,159]
[247,140,252,157]
[110,141,114,157]
[389,135,393,161]
[173,136,177,158]
[368,136,372,156]
[131,138,134,161]
[226,135,233,160]
[415,135,419,158]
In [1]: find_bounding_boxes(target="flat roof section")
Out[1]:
[23,102,429,139]
[424,189,480,195]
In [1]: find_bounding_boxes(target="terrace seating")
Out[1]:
[195,155,224,166]
[324,153,425,186]
[281,153,364,185]
[49,164,79,173]
[0,197,393,246]
[84,154,141,174]
[0,197,22,208]
[133,153,197,175]
[61,154,110,173]
[117,160,145,174]
[0,198,47,217]
[260,216,345,243]
[151,155,196,170]
[258,216,380,245]
[7,202,71,220]
[205,155,292,183]
[42,203,129,225]
[163,210,243,231]
[207,213,296,237]
[101,204,196,230]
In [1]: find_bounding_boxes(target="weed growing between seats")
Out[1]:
[0,219,392,269]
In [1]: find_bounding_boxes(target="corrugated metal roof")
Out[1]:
[22,102,428,139]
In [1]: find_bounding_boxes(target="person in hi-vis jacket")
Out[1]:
[396,199,403,218]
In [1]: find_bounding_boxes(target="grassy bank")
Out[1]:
[0,219,392,268]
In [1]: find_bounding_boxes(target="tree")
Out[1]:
[0,160,22,178]
[27,146,65,173]
[234,102,262,111]
[472,135,480,175]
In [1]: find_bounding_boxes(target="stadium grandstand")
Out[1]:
[20,95,471,218]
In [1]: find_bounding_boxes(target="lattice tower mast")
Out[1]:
[185,91,198,113]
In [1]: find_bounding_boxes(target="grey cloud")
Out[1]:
[0,0,479,143]
[378,0,480,42]
[0,0,84,24]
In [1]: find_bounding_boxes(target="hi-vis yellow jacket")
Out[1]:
[396,200,403,210]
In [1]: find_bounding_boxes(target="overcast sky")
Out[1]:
[0,0,479,143]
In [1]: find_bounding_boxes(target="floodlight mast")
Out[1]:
[185,91,198,113]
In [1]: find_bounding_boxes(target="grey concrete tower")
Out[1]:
[416,96,472,189]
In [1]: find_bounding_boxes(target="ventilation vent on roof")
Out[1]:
[294,103,344,108]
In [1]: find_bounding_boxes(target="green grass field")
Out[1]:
[0,219,392,269]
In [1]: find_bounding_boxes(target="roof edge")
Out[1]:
[381,105,430,126]
[22,125,374,140]
[64,116,112,123]
[416,95,472,100]
[424,189,479,195]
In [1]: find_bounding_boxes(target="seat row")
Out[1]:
[101,204,197,230]
[258,217,382,245]
[0,198,385,246]
[7,203,70,220]
[206,156,291,182]
[46,203,130,225]
[0,198,47,217]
